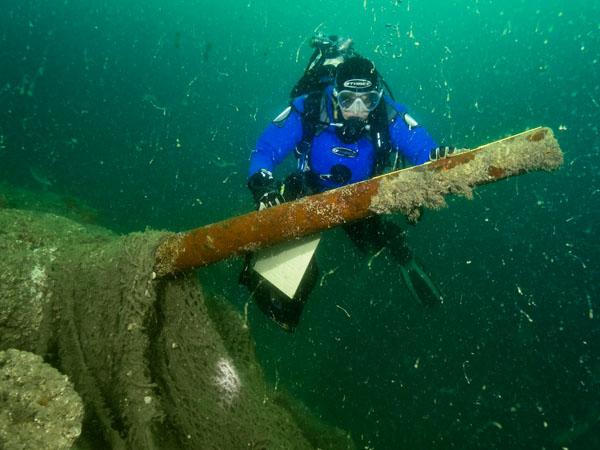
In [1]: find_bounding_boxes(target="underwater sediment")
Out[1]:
[0,348,83,449]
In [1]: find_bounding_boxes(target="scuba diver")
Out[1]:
[240,34,454,332]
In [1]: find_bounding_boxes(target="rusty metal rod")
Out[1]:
[154,127,562,277]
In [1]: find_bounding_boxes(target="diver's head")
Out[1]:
[334,56,383,122]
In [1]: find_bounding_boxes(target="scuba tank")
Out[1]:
[290,34,355,98]
[291,34,396,100]
[291,34,397,177]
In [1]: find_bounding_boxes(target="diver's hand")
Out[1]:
[429,146,456,161]
[248,169,284,210]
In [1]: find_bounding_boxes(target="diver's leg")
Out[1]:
[343,216,411,263]
[343,217,442,305]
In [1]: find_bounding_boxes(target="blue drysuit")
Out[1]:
[242,85,444,322]
[249,86,438,191]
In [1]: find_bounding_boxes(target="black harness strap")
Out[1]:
[294,91,393,178]
[293,91,325,164]
[369,100,393,175]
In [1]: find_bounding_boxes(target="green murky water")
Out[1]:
[1,1,598,448]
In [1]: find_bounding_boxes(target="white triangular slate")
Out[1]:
[253,234,321,299]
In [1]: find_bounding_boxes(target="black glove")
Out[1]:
[429,146,456,161]
[247,169,284,210]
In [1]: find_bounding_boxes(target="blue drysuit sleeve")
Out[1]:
[248,98,305,177]
[387,99,438,166]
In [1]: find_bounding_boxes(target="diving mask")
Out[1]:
[334,89,383,113]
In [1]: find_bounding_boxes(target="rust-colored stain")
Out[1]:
[154,127,558,276]
[528,129,546,142]
[488,166,506,178]
[155,179,381,275]
[430,152,476,171]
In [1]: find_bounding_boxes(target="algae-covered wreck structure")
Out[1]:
[0,205,355,449]
[0,128,562,449]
